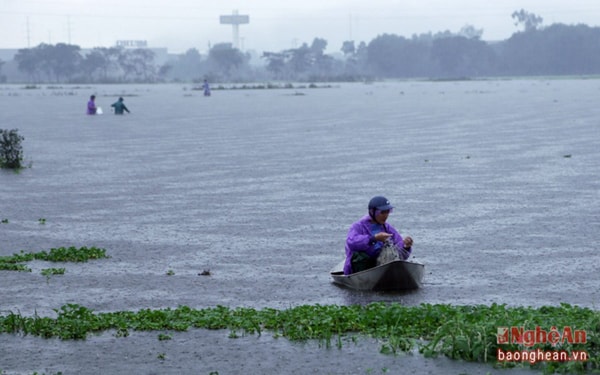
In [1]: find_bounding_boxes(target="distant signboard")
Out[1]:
[116,40,148,48]
[219,15,249,24]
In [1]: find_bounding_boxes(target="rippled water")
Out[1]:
[1,80,599,374]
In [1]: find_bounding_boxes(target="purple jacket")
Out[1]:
[87,100,96,115]
[344,215,411,275]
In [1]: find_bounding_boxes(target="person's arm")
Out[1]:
[389,225,412,260]
[346,221,384,257]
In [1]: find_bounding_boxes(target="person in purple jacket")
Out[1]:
[87,95,97,115]
[344,196,413,275]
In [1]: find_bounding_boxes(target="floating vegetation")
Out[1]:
[0,263,31,272]
[0,303,597,373]
[41,268,66,282]
[104,93,138,97]
[191,82,335,91]
[50,91,77,96]
[41,268,66,276]
[38,218,46,225]
[0,129,25,170]
[0,246,109,273]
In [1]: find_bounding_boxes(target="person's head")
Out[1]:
[90,95,95,100]
[118,97,124,102]
[368,196,394,224]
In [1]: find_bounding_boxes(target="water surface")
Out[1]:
[1,80,598,374]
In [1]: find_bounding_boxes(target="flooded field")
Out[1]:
[1,79,599,374]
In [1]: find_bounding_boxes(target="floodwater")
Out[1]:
[0,80,599,374]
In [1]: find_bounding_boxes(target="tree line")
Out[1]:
[1,10,599,83]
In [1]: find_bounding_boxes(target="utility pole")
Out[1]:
[26,16,31,47]
[349,13,353,41]
[67,15,72,44]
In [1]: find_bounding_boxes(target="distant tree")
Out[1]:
[340,41,361,76]
[80,48,110,82]
[205,43,248,80]
[500,23,600,76]
[458,24,484,39]
[431,36,497,77]
[286,43,312,75]
[310,38,328,55]
[157,64,173,81]
[167,48,202,81]
[104,47,127,80]
[0,59,5,83]
[512,9,543,32]
[309,38,334,77]
[16,43,82,82]
[355,41,368,64]
[119,48,156,82]
[341,41,356,57]
[79,47,123,82]
[262,51,288,79]
[367,34,431,77]
[14,47,42,81]
[49,43,82,82]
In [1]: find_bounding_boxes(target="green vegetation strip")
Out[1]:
[0,246,109,272]
[0,303,597,373]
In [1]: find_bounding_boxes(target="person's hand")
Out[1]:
[374,232,392,242]
[403,236,413,248]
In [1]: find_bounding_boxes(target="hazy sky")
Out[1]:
[1,0,598,54]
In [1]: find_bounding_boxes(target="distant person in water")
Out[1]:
[87,95,97,115]
[202,79,211,96]
[110,97,130,115]
[343,196,413,275]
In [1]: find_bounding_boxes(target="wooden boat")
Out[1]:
[330,259,424,291]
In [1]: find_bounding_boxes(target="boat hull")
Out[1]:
[330,259,424,291]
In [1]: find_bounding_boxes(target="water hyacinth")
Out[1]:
[0,302,597,373]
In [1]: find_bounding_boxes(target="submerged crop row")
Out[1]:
[0,302,598,373]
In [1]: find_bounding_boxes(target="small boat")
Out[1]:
[330,259,424,291]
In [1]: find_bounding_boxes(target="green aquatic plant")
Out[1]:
[0,246,109,264]
[38,218,46,224]
[0,129,25,170]
[0,303,597,373]
[0,246,109,274]
[0,263,31,272]
[158,333,172,341]
[41,268,65,282]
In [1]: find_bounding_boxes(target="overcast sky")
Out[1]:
[1,0,598,54]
